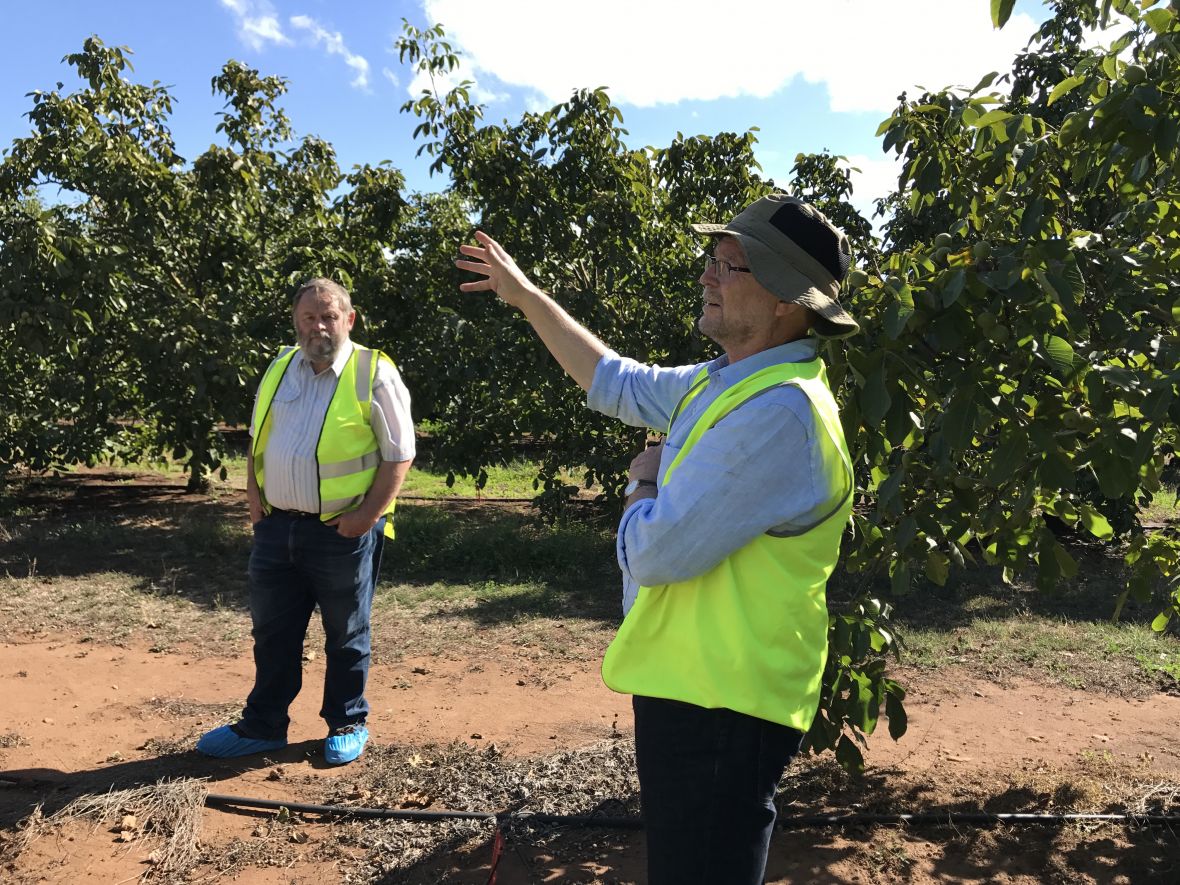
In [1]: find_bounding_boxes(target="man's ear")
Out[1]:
[774,300,808,321]
[774,300,814,336]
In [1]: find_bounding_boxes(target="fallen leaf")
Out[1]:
[399,791,432,809]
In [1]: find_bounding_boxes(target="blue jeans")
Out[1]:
[238,511,385,740]
[632,695,804,885]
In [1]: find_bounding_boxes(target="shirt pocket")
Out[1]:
[271,374,302,403]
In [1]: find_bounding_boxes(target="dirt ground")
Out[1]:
[2,634,1179,884]
[1,468,1178,883]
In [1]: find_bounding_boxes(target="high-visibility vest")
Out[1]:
[251,344,397,539]
[601,357,853,731]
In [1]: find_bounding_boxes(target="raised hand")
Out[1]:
[455,230,540,309]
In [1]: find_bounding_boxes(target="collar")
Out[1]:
[298,339,355,377]
[707,338,818,386]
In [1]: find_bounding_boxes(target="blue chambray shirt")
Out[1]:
[586,339,845,614]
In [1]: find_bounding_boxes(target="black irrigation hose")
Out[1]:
[204,793,1180,829]
[778,812,1180,827]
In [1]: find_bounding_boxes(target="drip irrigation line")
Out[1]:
[204,793,1180,829]
[778,812,1180,827]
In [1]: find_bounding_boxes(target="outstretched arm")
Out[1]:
[456,230,606,391]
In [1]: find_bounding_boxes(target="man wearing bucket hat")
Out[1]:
[457,193,856,884]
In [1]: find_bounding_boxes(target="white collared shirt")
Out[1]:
[251,340,415,513]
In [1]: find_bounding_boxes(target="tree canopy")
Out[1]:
[2,0,1177,769]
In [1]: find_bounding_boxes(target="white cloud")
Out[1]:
[290,15,372,90]
[405,53,507,105]
[843,153,906,211]
[422,0,1036,113]
[758,151,903,226]
[524,92,550,113]
[382,66,400,88]
[219,0,292,51]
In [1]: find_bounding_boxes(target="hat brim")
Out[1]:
[691,227,860,339]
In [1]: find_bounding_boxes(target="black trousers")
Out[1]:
[632,695,804,885]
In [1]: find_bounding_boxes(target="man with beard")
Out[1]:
[197,278,414,765]
[456,195,857,884]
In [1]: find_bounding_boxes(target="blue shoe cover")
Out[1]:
[324,724,369,765]
[196,724,287,758]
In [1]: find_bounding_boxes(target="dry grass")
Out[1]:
[316,738,640,882]
[6,778,208,883]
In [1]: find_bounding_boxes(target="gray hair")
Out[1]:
[292,277,353,314]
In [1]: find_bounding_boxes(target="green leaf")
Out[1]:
[970,72,1000,94]
[1044,335,1075,377]
[990,0,1017,28]
[1077,503,1114,540]
[987,430,1029,485]
[942,388,978,451]
[1039,448,1077,492]
[1047,74,1086,106]
[860,366,892,425]
[890,559,911,596]
[1052,541,1078,578]
[1144,7,1174,34]
[973,109,1013,128]
[925,550,951,586]
[1058,110,1091,145]
[885,691,908,741]
[883,301,914,339]
[1091,449,1137,499]
[835,735,865,774]
[1152,611,1173,633]
[941,269,966,307]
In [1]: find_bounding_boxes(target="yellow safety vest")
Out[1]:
[251,345,397,539]
[601,358,853,731]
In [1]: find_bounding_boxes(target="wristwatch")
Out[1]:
[624,478,656,496]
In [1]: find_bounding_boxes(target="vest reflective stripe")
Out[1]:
[601,357,853,731]
[353,348,373,401]
[319,449,382,480]
[322,493,367,513]
[252,345,397,540]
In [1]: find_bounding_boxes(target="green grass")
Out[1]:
[1140,485,1180,526]
[853,550,1180,697]
[399,460,550,499]
[2,466,1179,694]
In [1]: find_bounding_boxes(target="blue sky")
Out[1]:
[2,1,1051,218]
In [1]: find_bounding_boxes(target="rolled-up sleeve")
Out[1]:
[370,361,415,462]
[587,350,701,430]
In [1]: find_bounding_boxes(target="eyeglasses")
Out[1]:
[703,254,752,280]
